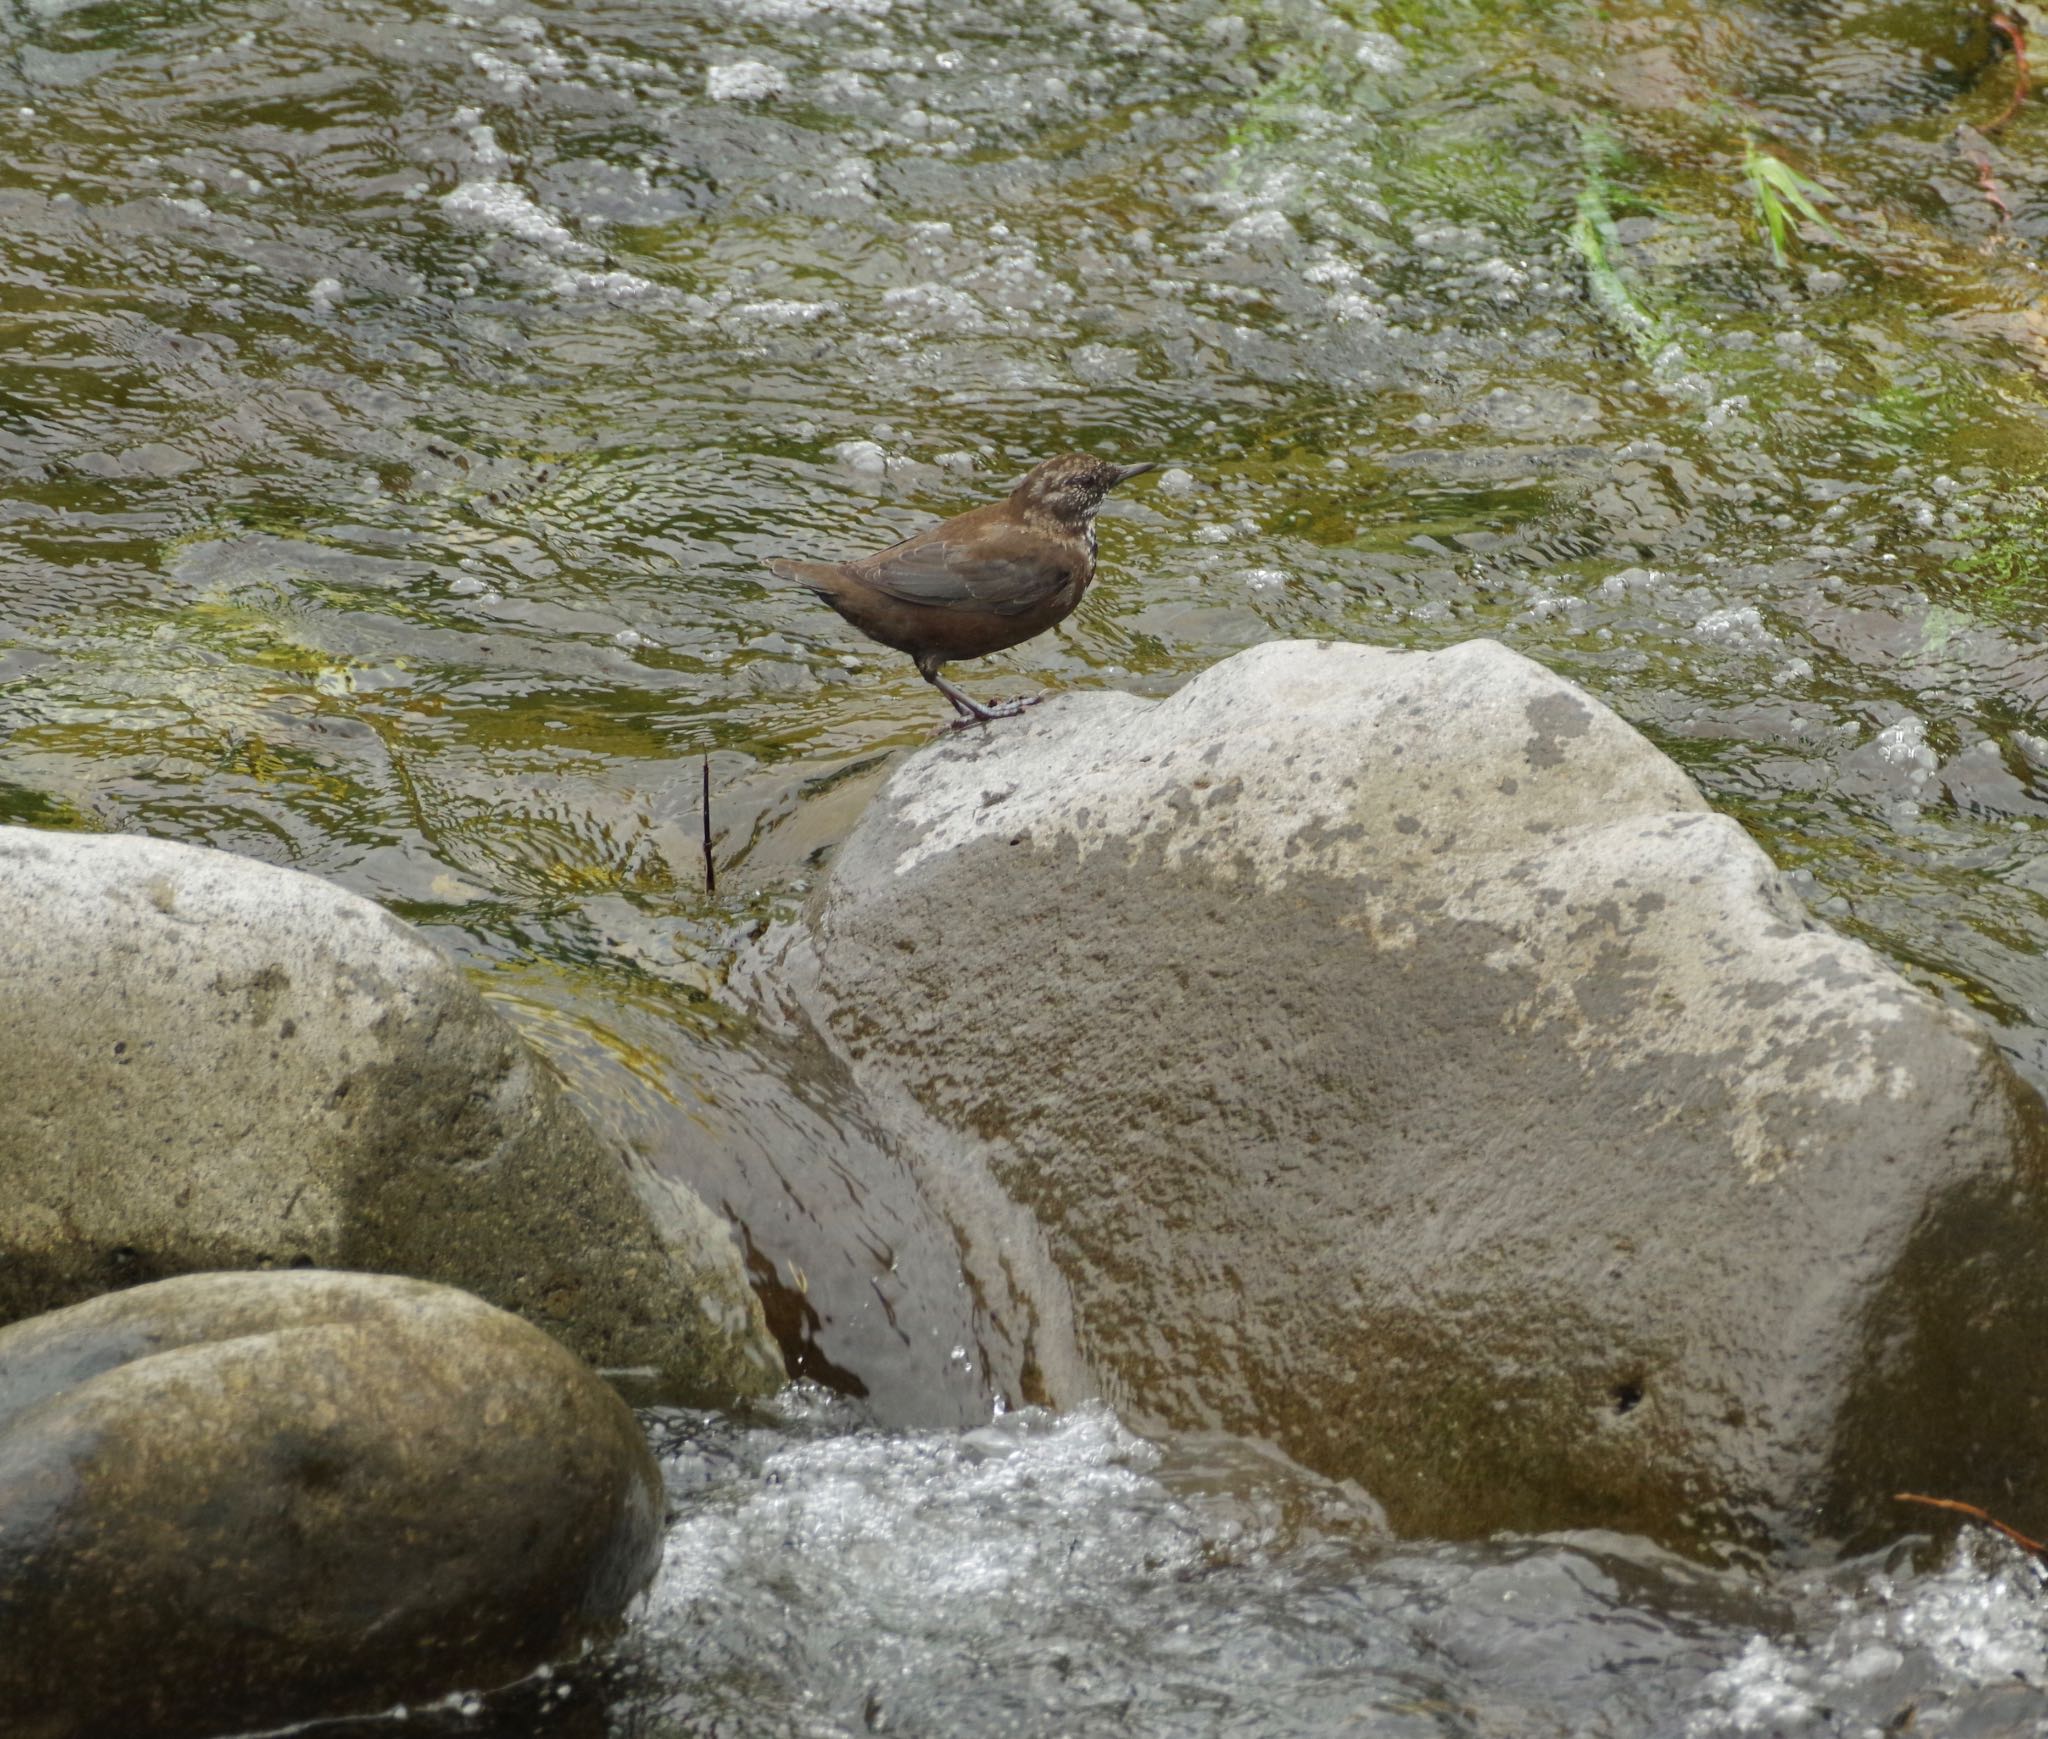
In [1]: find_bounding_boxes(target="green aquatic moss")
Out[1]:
[1569,128,1672,367]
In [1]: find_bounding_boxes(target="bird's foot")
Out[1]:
[946,693,1042,729]
[926,665,1043,726]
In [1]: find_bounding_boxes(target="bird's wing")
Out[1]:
[854,530,1069,617]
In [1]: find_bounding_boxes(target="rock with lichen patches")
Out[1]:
[773,636,2048,1550]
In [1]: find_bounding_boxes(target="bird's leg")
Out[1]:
[928,669,982,719]
[917,659,1040,728]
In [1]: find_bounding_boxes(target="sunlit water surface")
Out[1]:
[9,0,2048,1728]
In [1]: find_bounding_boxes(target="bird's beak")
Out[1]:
[1113,461,1159,484]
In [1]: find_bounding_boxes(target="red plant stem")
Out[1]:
[1986,11,2030,134]
[1895,1492,2047,1555]
[1977,153,2014,219]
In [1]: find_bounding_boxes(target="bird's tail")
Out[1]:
[762,557,846,597]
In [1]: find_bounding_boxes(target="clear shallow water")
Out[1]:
[10,0,2048,1729]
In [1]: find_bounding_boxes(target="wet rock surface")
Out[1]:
[0,826,781,1402]
[782,637,2048,1548]
[0,1270,662,1739]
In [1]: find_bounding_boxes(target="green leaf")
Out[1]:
[1743,140,1843,266]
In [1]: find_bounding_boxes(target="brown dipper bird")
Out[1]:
[766,452,1155,725]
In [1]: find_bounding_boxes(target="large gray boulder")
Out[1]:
[778,637,2048,1548]
[0,826,781,1402]
[0,1270,661,1739]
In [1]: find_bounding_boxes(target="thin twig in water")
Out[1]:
[1895,1491,2047,1555]
[701,754,716,896]
[1987,11,2031,134]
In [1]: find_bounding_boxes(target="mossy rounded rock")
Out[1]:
[0,824,781,1403]
[0,1270,664,1739]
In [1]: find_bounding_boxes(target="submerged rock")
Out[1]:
[780,637,2048,1548]
[0,1270,660,1739]
[0,825,781,1402]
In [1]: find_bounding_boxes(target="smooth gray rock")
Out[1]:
[780,637,2048,1549]
[0,1270,662,1739]
[0,825,781,1402]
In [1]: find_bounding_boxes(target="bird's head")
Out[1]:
[1010,453,1157,522]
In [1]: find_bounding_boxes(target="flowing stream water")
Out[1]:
[7,0,2048,1730]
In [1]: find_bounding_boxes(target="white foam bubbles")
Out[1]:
[545,264,666,301]
[440,178,580,250]
[724,297,841,328]
[1872,714,1936,778]
[1691,604,1774,648]
[1689,1542,2048,1737]
[1690,1635,1818,1733]
[880,282,985,330]
[645,1403,1181,1622]
[829,439,891,474]
[706,59,790,101]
